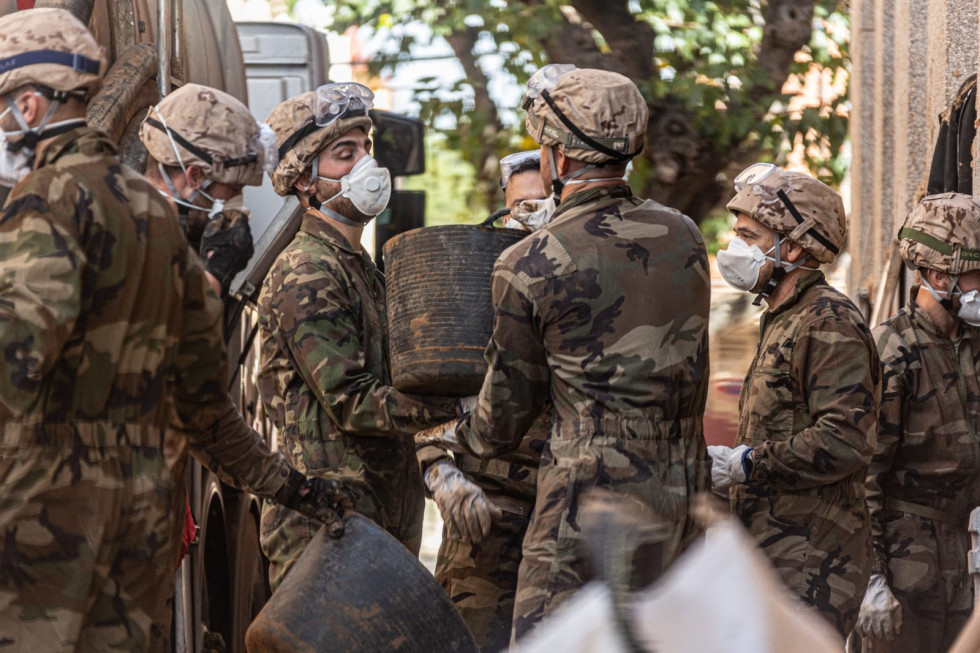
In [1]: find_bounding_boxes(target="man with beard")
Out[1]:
[257,84,461,588]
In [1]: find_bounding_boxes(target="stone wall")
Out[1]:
[848,0,978,312]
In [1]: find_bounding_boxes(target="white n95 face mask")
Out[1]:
[716,236,771,292]
[319,155,392,219]
[0,128,31,187]
[958,289,980,327]
[509,196,556,231]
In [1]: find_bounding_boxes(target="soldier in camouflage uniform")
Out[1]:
[416,152,549,652]
[140,82,273,297]
[257,85,460,589]
[0,10,351,650]
[416,65,711,643]
[854,193,980,652]
[708,163,879,637]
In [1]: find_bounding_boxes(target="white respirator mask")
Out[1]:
[508,196,556,231]
[923,275,980,327]
[0,128,31,187]
[316,154,392,221]
[716,236,772,292]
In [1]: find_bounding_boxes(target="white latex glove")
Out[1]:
[855,573,902,641]
[425,461,502,543]
[707,444,753,491]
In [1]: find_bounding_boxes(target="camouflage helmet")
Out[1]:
[139,84,270,187]
[0,8,104,99]
[726,164,845,264]
[266,84,374,197]
[523,65,648,165]
[898,192,980,275]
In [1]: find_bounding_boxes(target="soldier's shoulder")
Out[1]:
[495,228,575,286]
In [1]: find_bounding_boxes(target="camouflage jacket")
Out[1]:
[868,291,980,569]
[733,270,880,499]
[256,212,456,525]
[456,183,710,465]
[0,126,289,498]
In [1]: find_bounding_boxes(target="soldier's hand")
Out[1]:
[707,444,753,491]
[200,212,254,295]
[855,573,903,641]
[274,468,356,538]
[424,460,502,544]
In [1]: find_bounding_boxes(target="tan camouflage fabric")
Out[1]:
[863,293,980,652]
[730,269,879,637]
[0,127,291,651]
[454,185,711,643]
[256,212,457,589]
[419,409,549,652]
[0,8,104,97]
[726,168,845,264]
[523,68,648,164]
[898,192,980,275]
[265,92,373,196]
[139,83,264,187]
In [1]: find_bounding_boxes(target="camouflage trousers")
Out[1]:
[0,429,176,652]
[864,512,973,653]
[734,484,872,637]
[435,503,532,652]
[511,424,707,644]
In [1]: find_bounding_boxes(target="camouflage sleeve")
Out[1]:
[279,262,456,436]
[456,260,551,458]
[750,316,878,489]
[866,327,907,573]
[171,253,290,498]
[0,193,84,414]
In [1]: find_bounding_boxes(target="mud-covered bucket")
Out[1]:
[383,224,527,396]
[245,514,477,652]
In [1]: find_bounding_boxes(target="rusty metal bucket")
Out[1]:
[245,514,477,653]
[383,225,527,396]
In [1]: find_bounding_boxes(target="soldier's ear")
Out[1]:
[185,165,206,190]
[783,239,807,263]
[921,268,949,291]
[294,171,314,194]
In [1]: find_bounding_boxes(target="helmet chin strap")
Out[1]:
[752,233,812,306]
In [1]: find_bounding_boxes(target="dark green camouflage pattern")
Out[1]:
[0,127,291,651]
[422,409,549,652]
[731,269,879,637]
[863,293,980,652]
[455,185,711,643]
[256,212,457,589]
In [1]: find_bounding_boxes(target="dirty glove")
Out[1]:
[707,444,753,491]
[274,467,355,538]
[855,573,902,641]
[425,460,502,543]
[200,211,254,296]
[456,395,478,416]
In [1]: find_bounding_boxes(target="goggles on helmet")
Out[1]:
[522,63,638,163]
[731,162,841,260]
[277,82,375,161]
[499,150,540,190]
[313,82,374,126]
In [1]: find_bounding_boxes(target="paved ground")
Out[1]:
[420,499,444,573]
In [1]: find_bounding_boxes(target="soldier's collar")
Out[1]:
[300,209,366,256]
[36,124,110,169]
[765,268,825,315]
[551,184,633,222]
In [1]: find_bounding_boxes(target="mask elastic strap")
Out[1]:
[306,156,323,210]
[921,275,959,311]
[315,204,364,228]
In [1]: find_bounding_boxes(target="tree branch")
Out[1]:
[568,0,656,81]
